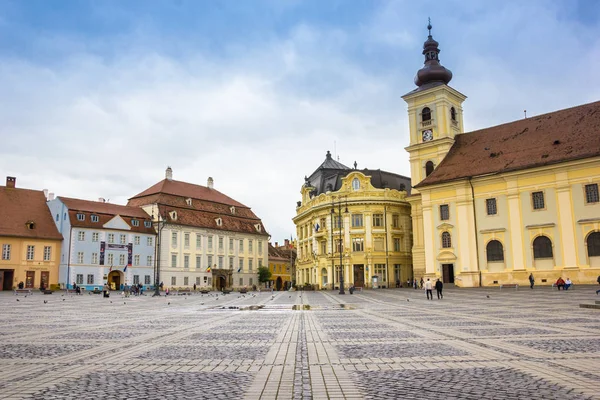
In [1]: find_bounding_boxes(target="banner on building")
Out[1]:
[99,241,105,265]
[127,243,133,266]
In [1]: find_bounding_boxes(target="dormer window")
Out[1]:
[186,198,192,206]
[26,221,35,230]
[216,218,222,226]
[230,206,236,214]
[144,221,152,228]
[421,107,431,122]
[450,107,457,121]
[131,219,139,227]
[91,215,99,223]
[169,211,178,221]
[76,213,85,221]
[255,224,262,232]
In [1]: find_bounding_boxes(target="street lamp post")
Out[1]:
[152,207,167,297]
[331,196,348,295]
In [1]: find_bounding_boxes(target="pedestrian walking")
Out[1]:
[529,273,535,289]
[420,277,424,289]
[424,279,433,300]
[435,279,443,299]
[596,275,600,295]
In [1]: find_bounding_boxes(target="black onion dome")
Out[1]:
[414,22,452,87]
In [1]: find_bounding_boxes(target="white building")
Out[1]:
[47,197,156,290]
[128,168,269,290]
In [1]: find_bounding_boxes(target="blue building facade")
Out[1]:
[47,197,156,290]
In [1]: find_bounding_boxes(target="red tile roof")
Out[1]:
[127,179,268,236]
[59,197,155,234]
[416,101,600,188]
[0,186,63,240]
[129,179,247,208]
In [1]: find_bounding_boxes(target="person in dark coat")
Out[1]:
[529,273,535,289]
[435,279,443,299]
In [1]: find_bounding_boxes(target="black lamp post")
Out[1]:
[331,196,348,295]
[152,207,167,297]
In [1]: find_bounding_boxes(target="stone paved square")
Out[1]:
[0,287,598,399]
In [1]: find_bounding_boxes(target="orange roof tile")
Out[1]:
[0,186,63,240]
[129,179,247,208]
[416,100,600,188]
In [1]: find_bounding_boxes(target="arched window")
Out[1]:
[450,107,456,121]
[486,240,504,262]
[352,178,360,191]
[425,161,434,177]
[422,107,431,122]
[533,236,553,259]
[587,232,600,257]
[441,232,452,248]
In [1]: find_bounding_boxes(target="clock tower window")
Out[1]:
[421,107,431,122]
[425,161,434,177]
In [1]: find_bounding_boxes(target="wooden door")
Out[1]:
[442,264,455,284]
[41,271,50,290]
[26,271,35,288]
[353,265,365,288]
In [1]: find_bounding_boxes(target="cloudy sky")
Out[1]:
[1,0,599,241]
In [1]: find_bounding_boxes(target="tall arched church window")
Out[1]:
[421,107,431,122]
[533,236,553,259]
[587,232,600,257]
[425,161,434,177]
[486,240,504,262]
[441,232,452,248]
[450,107,456,121]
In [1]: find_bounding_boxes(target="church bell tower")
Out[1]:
[403,21,467,188]
[403,21,467,280]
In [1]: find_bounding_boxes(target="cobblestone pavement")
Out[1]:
[0,286,599,399]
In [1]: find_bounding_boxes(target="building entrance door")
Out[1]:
[353,265,365,288]
[25,271,35,288]
[108,271,121,290]
[276,277,282,291]
[41,271,50,290]
[442,264,455,284]
[217,276,226,290]
[0,270,14,290]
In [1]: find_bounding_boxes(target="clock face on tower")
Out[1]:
[422,129,433,142]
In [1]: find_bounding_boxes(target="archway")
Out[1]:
[276,277,283,291]
[217,276,226,291]
[108,271,122,290]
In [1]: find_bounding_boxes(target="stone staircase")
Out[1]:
[579,300,600,309]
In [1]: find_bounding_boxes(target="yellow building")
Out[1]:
[293,152,412,290]
[404,24,600,287]
[268,242,292,290]
[0,177,63,291]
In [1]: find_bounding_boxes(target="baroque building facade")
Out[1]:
[404,24,600,287]
[268,241,293,291]
[47,196,156,290]
[293,152,412,289]
[0,176,63,291]
[128,168,269,291]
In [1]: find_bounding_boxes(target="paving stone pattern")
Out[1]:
[0,286,598,399]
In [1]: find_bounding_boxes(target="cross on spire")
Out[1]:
[427,17,432,36]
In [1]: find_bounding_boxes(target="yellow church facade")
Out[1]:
[293,152,413,290]
[404,24,600,287]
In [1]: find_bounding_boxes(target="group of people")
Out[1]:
[422,278,444,300]
[555,277,573,290]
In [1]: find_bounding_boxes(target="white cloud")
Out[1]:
[0,1,598,242]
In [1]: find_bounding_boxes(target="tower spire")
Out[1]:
[414,20,453,87]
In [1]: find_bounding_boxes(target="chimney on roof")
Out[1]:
[275,242,278,247]
[43,189,49,199]
[6,176,16,188]
[284,239,289,248]
[99,197,105,203]
[166,166,173,181]
[48,193,55,201]
[207,177,214,189]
